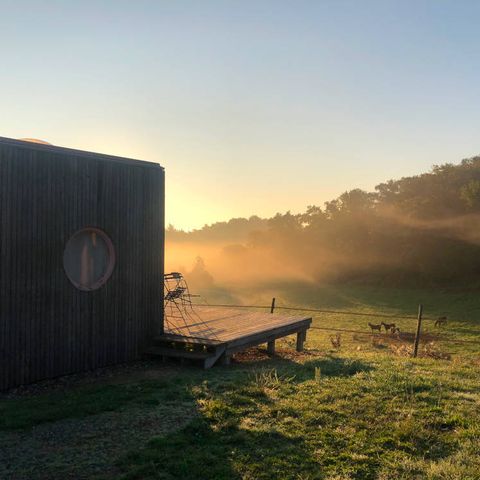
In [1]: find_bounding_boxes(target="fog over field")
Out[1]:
[167,157,480,294]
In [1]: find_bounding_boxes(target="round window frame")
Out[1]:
[63,227,116,291]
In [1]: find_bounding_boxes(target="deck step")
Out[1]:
[145,343,227,369]
[145,346,214,360]
[153,336,225,354]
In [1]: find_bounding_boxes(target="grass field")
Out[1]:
[1,284,480,479]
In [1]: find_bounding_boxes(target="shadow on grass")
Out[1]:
[245,354,374,383]
[118,417,319,480]
[113,355,374,480]
[0,379,176,431]
[301,355,373,378]
[116,371,320,479]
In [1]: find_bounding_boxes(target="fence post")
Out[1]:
[413,304,423,358]
[270,297,276,314]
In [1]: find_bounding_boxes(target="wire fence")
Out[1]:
[193,299,479,347]
[193,301,433,320]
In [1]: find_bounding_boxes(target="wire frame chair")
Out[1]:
[164,272,194,310]
[163,272,218,339]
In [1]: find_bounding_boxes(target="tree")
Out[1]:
[460,180,480,209]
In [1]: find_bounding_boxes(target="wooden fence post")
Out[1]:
[270,297,276,314]
[413,304,423,358]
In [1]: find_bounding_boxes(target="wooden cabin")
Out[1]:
[0,137,164,390]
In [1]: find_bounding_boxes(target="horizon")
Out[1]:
[2,1,480,230]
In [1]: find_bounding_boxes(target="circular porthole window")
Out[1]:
[63,227,115,291]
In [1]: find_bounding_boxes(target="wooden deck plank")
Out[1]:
[164,307,311,343]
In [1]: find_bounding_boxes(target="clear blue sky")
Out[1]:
[1,0,480,229]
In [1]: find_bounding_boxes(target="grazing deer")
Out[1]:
[391,326,401,338]
[368,322,382,333]
[381,321,396,332]
[330,333,341,349]
[435,316,447,327]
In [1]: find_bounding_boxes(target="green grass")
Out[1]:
[0,378,193,431]
[114,356,480,480]
[2,284,480,479]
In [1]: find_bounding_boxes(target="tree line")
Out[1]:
[167,157,480,286]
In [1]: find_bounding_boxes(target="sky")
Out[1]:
[1,1,480,230]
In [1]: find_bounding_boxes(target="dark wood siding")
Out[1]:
[0,138,164,390]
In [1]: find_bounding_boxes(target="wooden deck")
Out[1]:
[145,307,312,368]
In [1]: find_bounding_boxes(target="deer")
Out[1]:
[390,326,401,338]
[368,322,382,333]
[381,321,396,332]
[330,333,341,349]
[435,316,447,327]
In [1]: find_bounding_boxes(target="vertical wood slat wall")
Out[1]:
[0,138,164,391]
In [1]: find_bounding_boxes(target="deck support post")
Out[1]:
[267,340,275,356]
[220,354,231,366]
[296,330,306,352]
